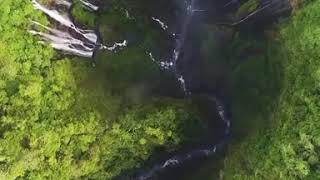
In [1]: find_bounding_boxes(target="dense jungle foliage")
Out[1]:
[1,0,320,179]
[222,0,320,179]
[0,0,207,179]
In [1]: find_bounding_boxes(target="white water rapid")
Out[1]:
[134,94,230,180]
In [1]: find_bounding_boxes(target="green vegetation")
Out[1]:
[222,0,320,179]
[236,0,260,16]
[71,1,97,27]
[2,0,320,179]
[0,0,207,179]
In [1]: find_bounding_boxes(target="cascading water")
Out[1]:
[30,0,127,58]
[79,0,100,11]
[131,96,230,180]
[149,0,198,94]
[148,0,208,94]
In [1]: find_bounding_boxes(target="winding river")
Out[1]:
[131,1,232,179]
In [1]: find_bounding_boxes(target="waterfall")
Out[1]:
[56,0,72,8]
[30,0,127,58]
[79,0,99,11]
[29,29,94,57]
[151,17,169,30]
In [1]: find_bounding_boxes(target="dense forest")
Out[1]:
[223,0,320,179]
[0,0,319,179]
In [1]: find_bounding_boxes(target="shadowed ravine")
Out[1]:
[28,0,301,179]
[125,0,292,177]
[29,0,293,178]
[128,96,230,180]
[126,1,232,179]
[29,0,231,179]
[5,0,315,178]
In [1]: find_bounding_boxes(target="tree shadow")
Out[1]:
[226,30,286,139]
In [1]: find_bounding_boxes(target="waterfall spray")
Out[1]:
[79,0,99,11]
[30,0,127,58]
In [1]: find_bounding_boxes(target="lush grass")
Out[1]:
[222,0,320,179]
